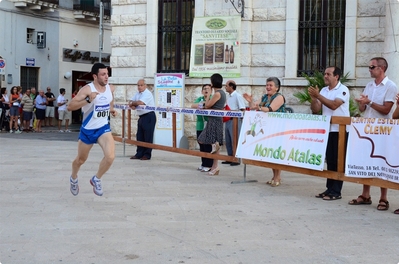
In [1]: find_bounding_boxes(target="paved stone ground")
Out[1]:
[0,131,398,264]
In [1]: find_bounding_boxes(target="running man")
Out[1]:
[67,63,116,196]
[241,113,264,144]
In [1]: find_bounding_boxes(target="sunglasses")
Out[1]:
[368,65,379,70]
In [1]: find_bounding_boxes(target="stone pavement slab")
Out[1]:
[0,132,398,264]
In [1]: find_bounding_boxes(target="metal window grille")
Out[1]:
[157,0,195,75]
[27,28,35,44]
[20,67,38,92]
[298,0,346,76]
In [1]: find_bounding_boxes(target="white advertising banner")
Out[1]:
[345,117,399,184]
[236,112,331,171]
[189,16,241,78]
[153,73,185,147]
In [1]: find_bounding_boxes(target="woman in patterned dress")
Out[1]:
[197,73,226,176]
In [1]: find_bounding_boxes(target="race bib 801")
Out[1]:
[94,104,110,118]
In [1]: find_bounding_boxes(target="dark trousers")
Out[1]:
[136,112,156,159]
[197,130,213,167]
[325,131,348,196]
[0,108,5,130]
[224,118,242,156]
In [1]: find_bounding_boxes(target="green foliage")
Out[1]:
[293,71,358,116]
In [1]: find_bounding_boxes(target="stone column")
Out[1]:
[383,0,399,86]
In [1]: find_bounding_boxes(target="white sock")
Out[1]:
[70,176,78,183]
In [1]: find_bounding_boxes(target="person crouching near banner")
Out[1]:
[392,93,399,215]
[243,77,286,186]
[349,57,397,211]
[308,67,350,201]
[197,73,226,176]
[192,84,213,172]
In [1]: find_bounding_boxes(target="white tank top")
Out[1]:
[81,83,113,130]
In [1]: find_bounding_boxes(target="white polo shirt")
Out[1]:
[320,82,350,132]
[131,88,155,116]
[362,76,397,119]
[227,90,246,111]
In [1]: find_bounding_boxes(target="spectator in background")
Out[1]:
[45,86,56,127]
[0,87,10,131]
[9,86,21,133]
[309,66,349,201]
[243,77,286,186]
[349,57,397,211]
[223,80,246,166]
[30,87,37,130]
[34,89,47,132]
[57,88,71,132]
[129,79,156,161]
[21,89,34,132]
[17,86,23,125]
[197,73,226,176]
[191,84,213,172]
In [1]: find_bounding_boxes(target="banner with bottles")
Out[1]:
[189,16,241,78]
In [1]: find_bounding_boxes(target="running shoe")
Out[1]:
[70,177,79,196]
[90,176,103,196]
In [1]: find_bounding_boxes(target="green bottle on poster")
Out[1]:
[214,42,224,63]
[204,43,214,64]
[194,45,204,65]
[229,45,234,64]
[224,44,230,63]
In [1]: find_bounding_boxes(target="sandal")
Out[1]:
[348,195,372,205]
[323,194,342,201]
[315,191,329,198]
[394,209,399,215]
[271,181,280,187]
[377,200,389,211]
[266,180,274,185]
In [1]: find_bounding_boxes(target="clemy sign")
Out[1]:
[236,111,331,171]
[345,117,399,184]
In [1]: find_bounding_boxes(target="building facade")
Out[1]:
[109,0,399,149]
[0,0,112,118]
